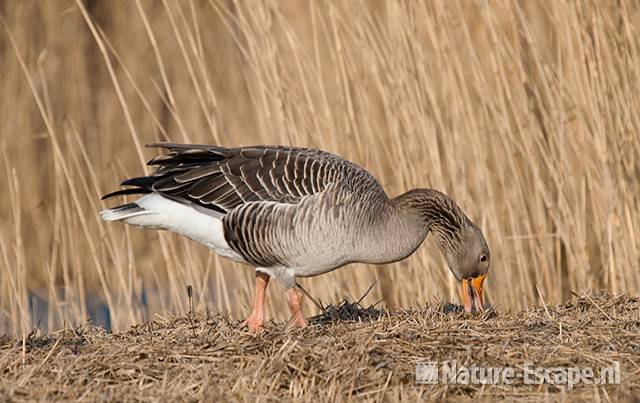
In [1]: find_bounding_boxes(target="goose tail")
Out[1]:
[100,202,154,222]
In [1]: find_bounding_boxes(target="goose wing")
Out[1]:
[102,143,384,214]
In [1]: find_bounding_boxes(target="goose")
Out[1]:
[101,143,490,331]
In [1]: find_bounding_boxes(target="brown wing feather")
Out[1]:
[102,143,384,214]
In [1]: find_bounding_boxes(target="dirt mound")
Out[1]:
[1,292,639,401]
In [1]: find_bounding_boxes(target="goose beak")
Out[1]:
[458,274,486,313]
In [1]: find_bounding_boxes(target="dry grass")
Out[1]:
[0,0,639,338]
[0,292,638,401]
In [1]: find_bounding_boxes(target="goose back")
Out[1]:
[104,144,385,213]
[104,144,422,271]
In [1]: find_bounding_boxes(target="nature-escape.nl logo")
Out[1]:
[416,360,620,390]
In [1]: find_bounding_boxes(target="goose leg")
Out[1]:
[286,287,307,328]
[240,271,270,332]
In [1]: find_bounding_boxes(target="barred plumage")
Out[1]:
[101,143,490,330]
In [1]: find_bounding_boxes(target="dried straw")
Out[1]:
[1,292,638,401]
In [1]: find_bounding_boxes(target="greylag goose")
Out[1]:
[101,144,490,330]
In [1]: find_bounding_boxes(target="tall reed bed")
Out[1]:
[1,0,638,335]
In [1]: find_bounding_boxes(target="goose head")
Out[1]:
[442,222,490,313]
[393,188,491,313]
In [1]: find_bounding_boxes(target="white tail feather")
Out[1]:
[100,208,154,222]
[100,194,244,262]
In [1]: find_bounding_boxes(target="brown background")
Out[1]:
[0,0,638,334]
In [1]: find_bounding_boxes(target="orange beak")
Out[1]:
[458,274,486,313]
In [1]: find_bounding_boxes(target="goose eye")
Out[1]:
[479,254,488,263]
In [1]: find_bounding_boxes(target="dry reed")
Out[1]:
[0,1,638,336]
[1,292,638,401]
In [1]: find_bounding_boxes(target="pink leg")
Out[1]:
[286,287,308,328]
[240,272,270,332]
